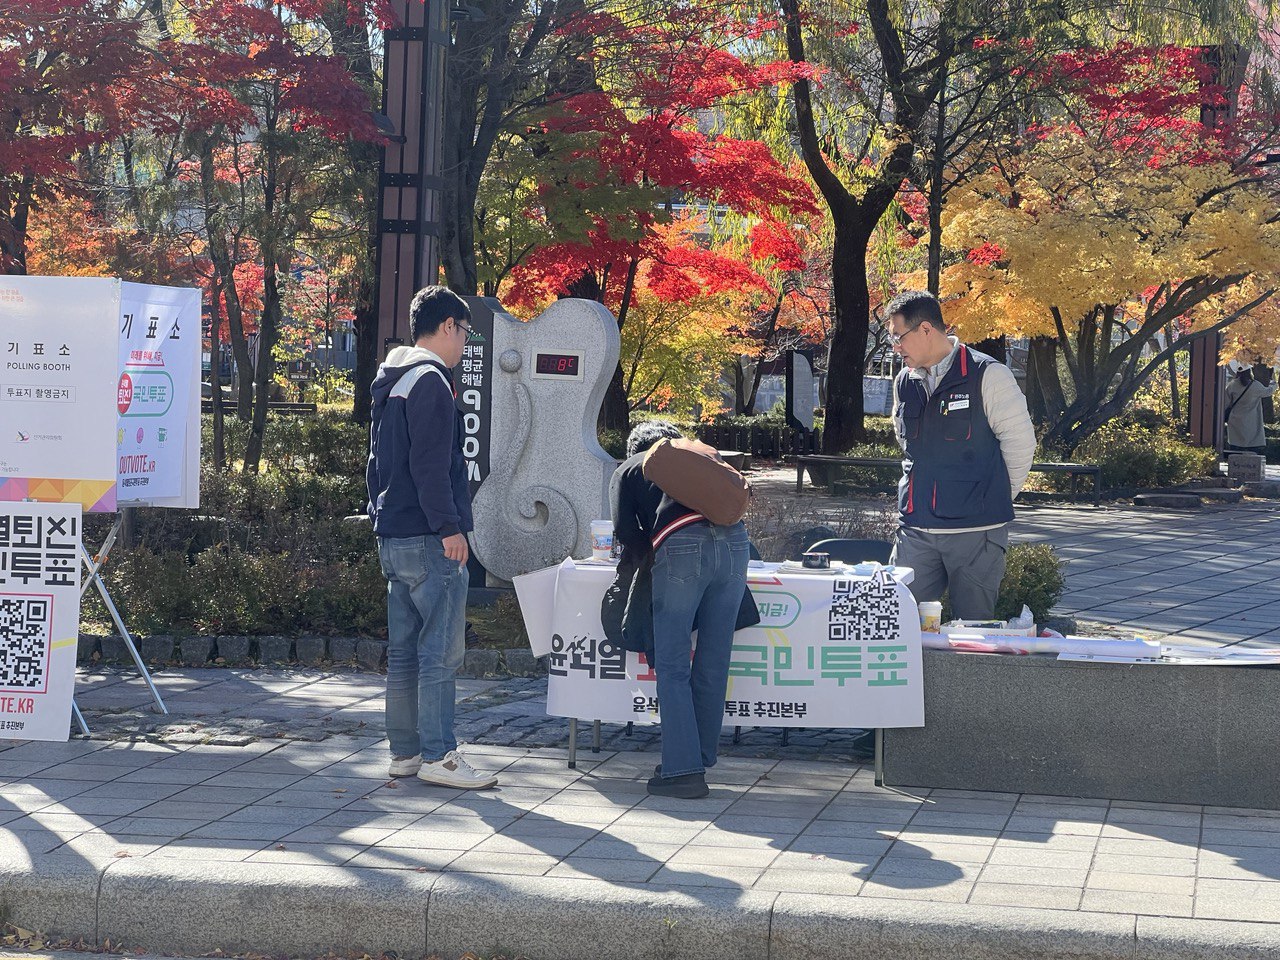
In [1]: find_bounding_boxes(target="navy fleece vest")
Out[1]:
[895,346,1014,529]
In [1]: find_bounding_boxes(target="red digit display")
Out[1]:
[535,353,580,377]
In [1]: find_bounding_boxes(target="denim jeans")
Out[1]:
[378,534,468,762]
[651,522,750,778]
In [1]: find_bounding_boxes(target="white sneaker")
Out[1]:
[416,750,498,789]
[388,754,422,777]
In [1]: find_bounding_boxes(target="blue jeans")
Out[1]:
[651,522,750,778]
[378,535,468,762]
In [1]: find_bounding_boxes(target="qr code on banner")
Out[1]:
[0,595,51,692]
[0,513,78,589]
[829,577,902,644]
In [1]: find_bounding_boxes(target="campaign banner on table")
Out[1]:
[0,277,120,512]
[116,282,201,504]
[0,502,82,741]
[545,563,924,729]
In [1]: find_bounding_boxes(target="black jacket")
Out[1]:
[600,550,762,659]
[603,453,761,658]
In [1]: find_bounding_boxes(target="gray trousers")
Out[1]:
[891,525,1009,621]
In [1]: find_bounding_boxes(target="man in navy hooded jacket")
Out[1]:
[367,286,496,789]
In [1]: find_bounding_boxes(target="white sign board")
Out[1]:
[0,502,82,741]
[116,281,202,506]
[0,276,201,511]
[0,277,120,511]
[539,562,924,729]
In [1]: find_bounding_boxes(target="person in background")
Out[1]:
[1225,362,1276,457]
[610,420,751,800]
[886,290,1036,621]
[366,285,497,789]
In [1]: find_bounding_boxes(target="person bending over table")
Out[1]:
[886,290,1036,621]
[610,420,751,800]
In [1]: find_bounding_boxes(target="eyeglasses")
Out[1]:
[888,322,923,347]
[455,320,474,338]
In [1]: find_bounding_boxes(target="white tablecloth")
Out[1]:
[515,560,924,729]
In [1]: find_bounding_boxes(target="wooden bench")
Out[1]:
[793,454,1103,505]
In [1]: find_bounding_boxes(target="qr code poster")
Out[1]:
[0,502,83,741]
[544,562,923,729]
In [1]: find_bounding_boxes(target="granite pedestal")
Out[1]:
[883,649,1280,809]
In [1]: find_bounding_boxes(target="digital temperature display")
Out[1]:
[534,352,581,378]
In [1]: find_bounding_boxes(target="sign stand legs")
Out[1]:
[566,718,604,769]
[71,700,89,737]
[70,513,169,733]
[872,728,931,803]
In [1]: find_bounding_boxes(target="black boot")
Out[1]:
[647,771,709,799]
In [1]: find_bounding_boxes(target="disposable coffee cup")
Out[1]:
[590,520,614,560]
[919,601,943,633]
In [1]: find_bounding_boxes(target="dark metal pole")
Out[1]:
[374,0,449,356]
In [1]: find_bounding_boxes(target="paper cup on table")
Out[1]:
[590,520,614,560]
[919,601,942,633]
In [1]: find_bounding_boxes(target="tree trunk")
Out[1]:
[1027,336,1064,431]
[198,135,254,423]
[244,251,280,473]
[0,175,33,274]
[731,358,748,414]
[969,336,1006,364]
[441,43,481,295]
[320,2,382,424]
[353,268,379,425]
[244,97,283,474]
[822,228,871,452]
[779,0,939,455]
[600,365,630,434]
[745,356,766,415]
[208,269,227,471]
[926,67,947,295]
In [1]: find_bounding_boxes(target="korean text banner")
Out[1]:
[0,502,82,742]
[116,283,201,503]
[0,277,119,511]
[545,563,924,729]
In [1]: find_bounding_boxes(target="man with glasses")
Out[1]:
[366,285,497,788]
[885,290,1036,621]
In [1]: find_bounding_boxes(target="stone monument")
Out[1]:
[467,298,620,582]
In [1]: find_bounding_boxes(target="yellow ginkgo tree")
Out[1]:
[936,44,1280,452]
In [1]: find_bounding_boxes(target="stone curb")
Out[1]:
[0,854,100,940]
[6,861,1280,960]
[77,634,546,679]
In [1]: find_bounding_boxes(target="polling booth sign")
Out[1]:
[0,502,82,741]
[0,276,201,735]
[0,276,201,510]
[1,277,120,511]
[116,281,202,507]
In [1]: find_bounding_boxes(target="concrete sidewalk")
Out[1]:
[1014,500,1280,647]
[4,671,1280,960]
[6,484,1280,958]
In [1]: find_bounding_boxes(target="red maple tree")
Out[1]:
[507,6,818,313]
